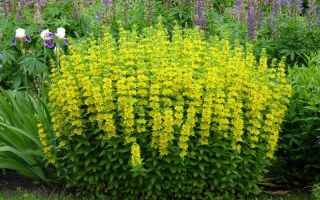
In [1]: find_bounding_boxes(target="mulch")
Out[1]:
[0,170,61,195]
[0,170,34,191]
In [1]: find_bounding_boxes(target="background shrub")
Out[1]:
[273,58,320,186]
[42,24,292,199]
[256,16,320,66]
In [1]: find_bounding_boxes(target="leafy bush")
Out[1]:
[256,16,320,66]
[274,58,320,186]
[42,24,291,199]
[312,183,320,200]
[0,89,53,182]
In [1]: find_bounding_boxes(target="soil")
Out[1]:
[0,170,60,195]
[0,171,34,191]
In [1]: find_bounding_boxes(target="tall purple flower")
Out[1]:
[16,8,24,23]
[39,0,46,5]
[124,0,132,26]
[317,8,320,25]
[19,0,27,8]
[104,0,111,7]
[195,0,206,31]
[232,0,244,20]
[256,4,264,30]
[71,2,78,19]
[145,0,154,25]
[307,0,317,16]
[247,0,255,40]
[271,0,281,17]
[287,0,303,17]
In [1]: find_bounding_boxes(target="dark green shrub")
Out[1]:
[275,59,320,186]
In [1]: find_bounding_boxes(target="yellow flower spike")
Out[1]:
[131,142,142,166]
[37,123,55,163]
[48,25,292,167]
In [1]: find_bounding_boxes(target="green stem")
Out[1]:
[40,45,46,98]
[20,42,29,94]
[55,45,60,69]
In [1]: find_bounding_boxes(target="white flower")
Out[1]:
[15,28,26,39]
[41,29,50,39]
[56,27,66,39]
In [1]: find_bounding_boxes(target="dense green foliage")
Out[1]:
[255,16,320,66]
[312,183,320,200]
[0,89,52,182]
[274,59,320,186]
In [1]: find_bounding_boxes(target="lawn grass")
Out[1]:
[0,189,311,200]
[0,188,73,200]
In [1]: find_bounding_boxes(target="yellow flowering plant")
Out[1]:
[42,23,291,198]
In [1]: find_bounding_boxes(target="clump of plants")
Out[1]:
[274,57,320,186]
[0,89,53,182]
[38,23,292,199]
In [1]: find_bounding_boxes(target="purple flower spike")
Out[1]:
[104,0,111,7]
[39,0,46,4]
[0,53,3,59]
[44,39,54,48]
[247,0,256,40]
[24,35,32,42]
[63,38,69,46]
[12,38,17,45]
[195,0,206,31]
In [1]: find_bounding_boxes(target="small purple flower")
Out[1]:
[41,29,55,48]
[39,0,46,4]
[247,0,256,40]
[12,28,31,45]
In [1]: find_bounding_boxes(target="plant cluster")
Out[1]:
[272,58,320,186]
[0,89,53,182]
[229,0,320,66]
[39,24,292,198]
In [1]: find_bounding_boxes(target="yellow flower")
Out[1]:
[131,142,142,166]
[48,25,291,165]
